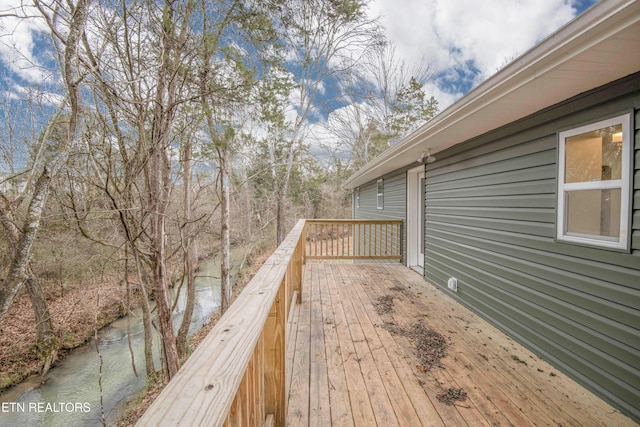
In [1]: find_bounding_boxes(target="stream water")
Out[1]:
[0,254,238,426]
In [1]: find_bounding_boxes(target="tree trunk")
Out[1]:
[0,168,59,374]
[132,247,157,382]
[220,145,232,313]
[26,276,54,345]
[149,146,180,380]
[143,0,186,381]
[25,274,58,375]
[276,189,286,246]
[275,145,295,245]
[151,229,179,380]
[0,168,52,319]
[140,287,156,381]
[177,138,196,356]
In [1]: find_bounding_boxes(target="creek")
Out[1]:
[0,252,241,426]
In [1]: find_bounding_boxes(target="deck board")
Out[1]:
[287,270,311,426]
[287,262,637,427]
[322,265,354,426]
[343,264,443,426]
[325,264,377,426]
[337,264,400,427]
[309,263,331,427]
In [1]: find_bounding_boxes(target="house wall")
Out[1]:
[354,167,408,264]
[423,72,640,420]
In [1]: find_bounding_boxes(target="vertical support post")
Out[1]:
[353,224,362,256]
[264,279,286,426]
[393,223,396,258]
[385,223,388,256]
[304,222,308,259]
[295,231,303,302]
[331,223,334,256]
[257,336,266,423]
[399,222,403,261]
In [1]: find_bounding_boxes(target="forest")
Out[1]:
[0,0,438,418]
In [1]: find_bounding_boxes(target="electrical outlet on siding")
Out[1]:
[447,277,458,292]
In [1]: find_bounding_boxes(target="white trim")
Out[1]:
[563,180,622,191]
[376,179,384,210]
[407,166,425,269]
[556,113,631,250]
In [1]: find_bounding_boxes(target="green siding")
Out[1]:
[634,116,640,252]
[424,73,640,421]
[355,168,409,264]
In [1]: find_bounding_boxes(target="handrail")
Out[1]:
[305,219,402,260]
[136,218,402,426]
[137,220,305,426]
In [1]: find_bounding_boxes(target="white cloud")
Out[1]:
[370,0,584,102]
[0,0,52,84]
[421,81,460,110]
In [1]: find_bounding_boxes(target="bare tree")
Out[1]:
[0,3,84,374]
[195,0,280,314]
[34,0,200,380]
[0,0,91,372]
[269,0,383,243]
[175,117,198,356]
[324,41,439,170]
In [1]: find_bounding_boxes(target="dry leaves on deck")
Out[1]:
[408,322,447,372]
[436,387,468,405]
[373,295,395,314]
[380,320,448,373]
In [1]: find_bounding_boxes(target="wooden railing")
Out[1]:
[136,219,401,426]
[305,219,402,260]
[137,220,305,427]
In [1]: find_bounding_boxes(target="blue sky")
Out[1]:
[0,0,600,169]
[0,0,599,105]
[370,0,600,108]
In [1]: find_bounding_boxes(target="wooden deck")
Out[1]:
[287,262,635,427]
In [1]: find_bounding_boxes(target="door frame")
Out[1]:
[407,165,425,274]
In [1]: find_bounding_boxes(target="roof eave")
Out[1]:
[343,0,640,190]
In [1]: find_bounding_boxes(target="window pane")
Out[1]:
[566,189,621,238]
[565,124,622,183]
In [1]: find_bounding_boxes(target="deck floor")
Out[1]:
[286,262,635,426]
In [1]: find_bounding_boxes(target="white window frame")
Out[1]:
[377,179,384,210]
[556,113,631,250]
[355,187,360,209]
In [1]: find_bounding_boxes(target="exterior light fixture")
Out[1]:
[417,149,436,164]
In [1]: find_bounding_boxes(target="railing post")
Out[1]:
[264,278,286,426]
[296,225,303,303]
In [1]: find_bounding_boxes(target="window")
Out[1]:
[557,113,631,249]
[355,187,360,209]
[377,179,384,209]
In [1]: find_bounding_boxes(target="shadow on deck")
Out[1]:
[287,261,634,427]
